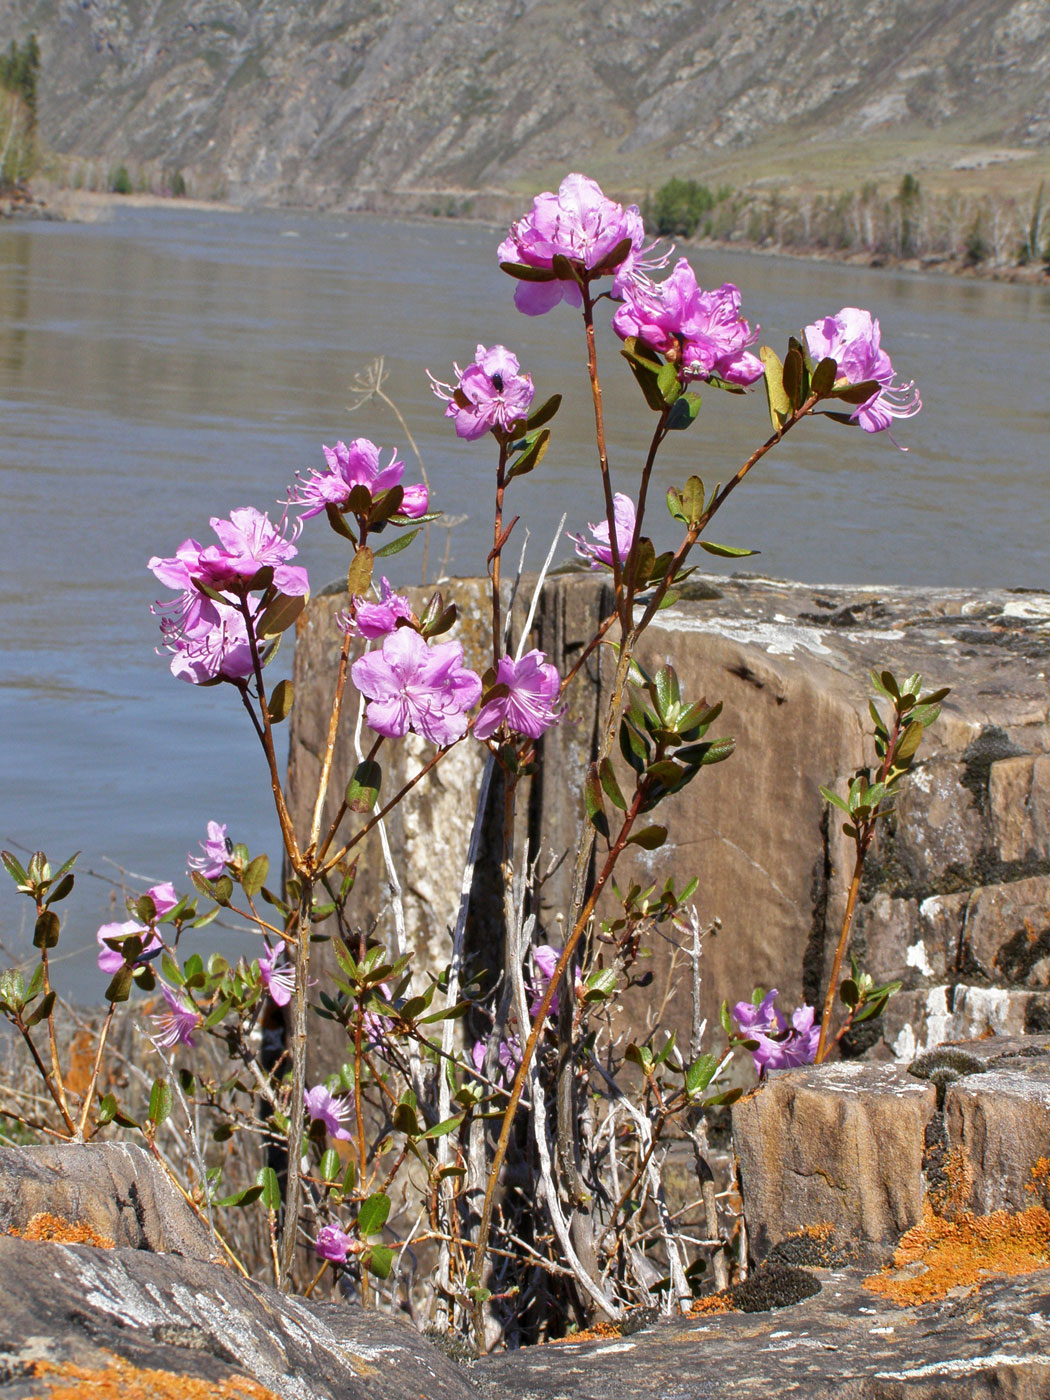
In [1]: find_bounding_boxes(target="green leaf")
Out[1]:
[653,665,680,720]
[760,346,791,431]
[666,392,702,431]
[44,873,75,907]
[526,393,562,430]
[324,503,357,542]
[25,991,56,1028]
[627,824,667,850]
[676,736,735,766]
[33,911,60,949]
[894,722,924,764]
[810,356,838,398]
[422,1114,464,1140]
[96,1094,118,1126]
[666,487,687,525]
[839,978,860,1009]
[148,1077,173,1127]
[550,252,583,287]
[241,854,270,898]
[626,1042,655,1073]
[1,851,29,888]
[256,1165,282,1212]
[368,484,405,526]
[685,1053,720,1098]
[212,876,234,907]
[320,1148,341,1182]
[819,785,851,815]
[374,527,420,559]
[910,703,942,729]
[105,965,134,1004]
[499,260,557,282]
[346,759,382,814]
[267,679,294,725]
[507,427,550,481]
[656,360,682,405]
[682,476,706,523]
[215,1183,264,1208]
[621,341,668,412]
[699,540,757,559]
[593,235,634,275]
[362,1244,394,1279]
[356,1191,391,1236]
[346,546,374,598]
[256,592,306,639]
[598,758,627,811]
[832,377,880,404]
[782,345,805,408]
[584,763,610,839]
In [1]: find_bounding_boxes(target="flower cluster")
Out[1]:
[286,438,428,520]
[429,343,534,441]
[188,820,231,879]
[149,508,307,685]
[338,577,413,641]
[151,984,202,1049]
[498,172,663,315]
[803,307,921,435]
[732,990,819,1074]
[612,258,764,387]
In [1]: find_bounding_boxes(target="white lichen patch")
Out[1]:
[651,610,830,657]
[906,941,935,977]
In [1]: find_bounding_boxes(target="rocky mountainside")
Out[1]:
[3,0,1050,208]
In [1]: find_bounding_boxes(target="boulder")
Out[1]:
[0,1140,217,1259]
[287,572,1050,1066]
[731,1061,937,1263]
[0,1235,477,1400]
[471,1267,1050,1399]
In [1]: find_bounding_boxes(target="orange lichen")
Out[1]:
[865,1155,1050,1307]
[11,1213,114,1248]
[548,1319,624,1345]
[27,1355,280,1399]
[689,1293,734,1315]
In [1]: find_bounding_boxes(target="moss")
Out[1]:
[770,1221,860,1269]
[724,1261,821,1312]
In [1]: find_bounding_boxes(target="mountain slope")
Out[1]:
[3,0,1049,206]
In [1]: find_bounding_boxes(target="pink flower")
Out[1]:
[149,507,309,599]
[258,947,295,1008]
[304,1083,354,1141]
[159,600,256,685]
[338,578,413,641]
[529,944,582,1019]
[96,884,177,975]
[732,989,819,1074]
[316,1225,354,1263]
[498,173,664,315]
[351,629,482,747]
[428,344,534,440]
[471,1034,522,1080]
[612,260,764,387]
[474,650,562,741]
[188,821,230,879]
[151,984,202,1049]
[803,308,921,435]
[286,438,426,520]
[568,493,636,571]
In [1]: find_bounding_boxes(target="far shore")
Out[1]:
[8,182,1050,288]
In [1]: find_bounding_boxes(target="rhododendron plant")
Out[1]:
[2,168,935,1344]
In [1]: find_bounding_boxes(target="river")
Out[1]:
[1,203,1048,985]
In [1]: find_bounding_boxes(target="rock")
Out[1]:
[0,1235,477,1400]
[945,1060,1050,1214]
[470,1267,1050,1399]
[287,573,1050,1068]
[731,1062,937,1263]
[0,1141,217,1259]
